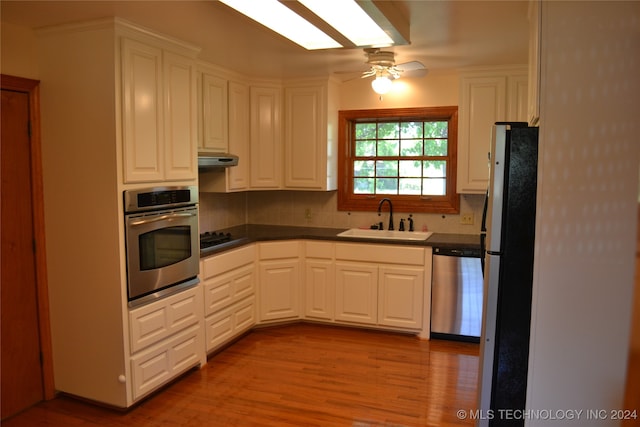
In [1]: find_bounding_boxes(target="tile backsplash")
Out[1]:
[199,190,484,235]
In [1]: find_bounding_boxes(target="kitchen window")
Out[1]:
[338,106,459,213]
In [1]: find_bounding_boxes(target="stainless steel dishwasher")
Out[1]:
[430,246,483,342]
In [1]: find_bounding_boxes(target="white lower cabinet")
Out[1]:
[201,245,256,353]
[130,324,202,400]
[128,285,205,401]
[205,295,255,351]
[200,240,430,345]
[304,241,335,320]
[258,241,301,322]
[378,266,424,329]
[334,243,426,331]
[335,262,378,325]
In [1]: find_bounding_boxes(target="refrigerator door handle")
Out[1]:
[481,190,488,233]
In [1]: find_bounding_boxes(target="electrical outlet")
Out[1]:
[460,213,474,225]
[304,208,312,219]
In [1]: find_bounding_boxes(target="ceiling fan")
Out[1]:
[340,48,428,94]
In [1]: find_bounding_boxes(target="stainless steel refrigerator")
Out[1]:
[478,123,538,427]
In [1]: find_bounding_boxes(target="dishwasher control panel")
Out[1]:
[433,247,481,258]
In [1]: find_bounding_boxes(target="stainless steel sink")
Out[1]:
[336,228,433,241]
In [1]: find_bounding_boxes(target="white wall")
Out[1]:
[339,70,459,110]
[526,2,640,425]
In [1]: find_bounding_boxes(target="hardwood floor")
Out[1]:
[3,324,479,427]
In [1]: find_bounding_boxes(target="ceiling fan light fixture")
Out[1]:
[219,0,342,50]
[298,0,393,47]
[371,75,393,95]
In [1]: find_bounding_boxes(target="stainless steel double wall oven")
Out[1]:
[124,186,199,307]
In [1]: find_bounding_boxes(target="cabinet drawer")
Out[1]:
[202,245,255,278]
[203,264,255,316]
[129,286,202,353]
[130,324,202,400]
[234,296,256,333]
[259,241,300,259]
[205,295,255,352]
[335,243,425,266]
[305,240,334,259]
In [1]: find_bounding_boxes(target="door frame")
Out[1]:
[1,74,55,400]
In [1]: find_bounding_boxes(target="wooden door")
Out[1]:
[1,75,53,419]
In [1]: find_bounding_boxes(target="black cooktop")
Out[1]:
[200,231,233,249]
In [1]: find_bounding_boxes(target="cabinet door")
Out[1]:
[284,85,323,189]
[227,81,250,190]
[201,74,228,153]
[122,38,164,183]
[508,73,529,122]
[378,266,424,329]
[305,259,334,320]
[163,51,197,181]
[457,75,506,194]
[259,258,299,321]
[335,262,378,325]
[250,86,282,188]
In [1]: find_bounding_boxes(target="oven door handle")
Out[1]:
[129,212,196,226]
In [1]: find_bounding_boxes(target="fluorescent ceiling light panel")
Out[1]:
[299,0,394,47]
[219,0,342,50]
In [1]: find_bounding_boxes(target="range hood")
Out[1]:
[198,153,239,170]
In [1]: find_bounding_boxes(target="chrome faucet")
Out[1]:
[377,198,394,230]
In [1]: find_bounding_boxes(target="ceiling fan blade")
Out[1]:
[396,60,426,72]
[393,60,428,79]
[400,68,429,79]
[334,71,366,82]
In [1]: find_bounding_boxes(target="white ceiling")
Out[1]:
[1,0,530,79]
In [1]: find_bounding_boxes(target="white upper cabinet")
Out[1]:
[163,51,198,181]
[121,35,198,184]
[250,85,282,189]
[457,66,528,194]
[199,72,228,153]
[283,79,338,191]
[199,75,340,193]
[227,80,251,191]
[121,39,164,183]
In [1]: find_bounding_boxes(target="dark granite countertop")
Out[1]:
[200,224,480,257]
